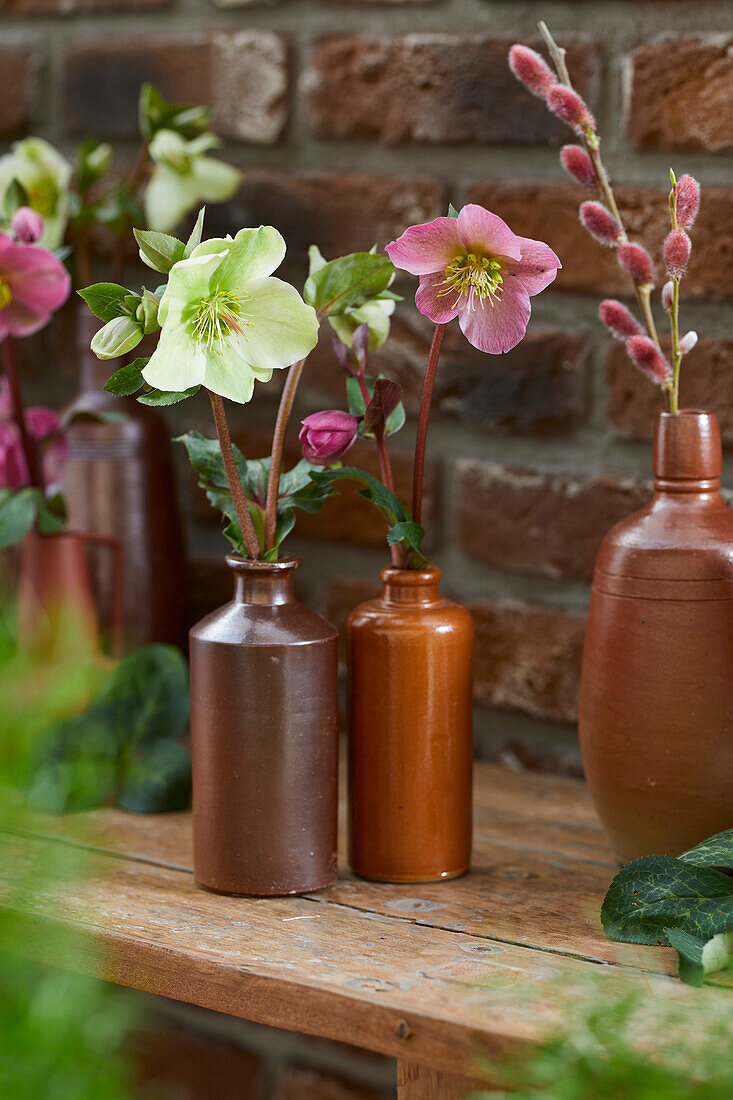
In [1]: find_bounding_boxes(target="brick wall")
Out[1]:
[4,0,733,778]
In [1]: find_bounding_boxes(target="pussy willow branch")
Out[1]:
[668,187,682,415]
[3,337,44,491]
[208,389,260,560]
[264,357,306,554]
[539,22,664,383]
[412,322,446,526]
[356,373,402,568]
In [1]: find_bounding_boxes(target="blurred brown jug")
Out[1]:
[579,410,733,863]
[62,312,188,651]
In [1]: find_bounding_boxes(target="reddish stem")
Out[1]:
[412,323,445,526]
[3,337,44,491]
[264,357,306,554]
[357,374,402,567]
[208,390,260,560]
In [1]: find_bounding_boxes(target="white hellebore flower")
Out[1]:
[142,226,319,404]
[144,130,241,233]
[0,137,72,250]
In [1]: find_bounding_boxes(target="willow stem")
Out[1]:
[208,390,260,560]
[357,374,402,567]
[264,358,306,554]
[3,337,44,491]
[412,323,445,526]
[669,278,682,414]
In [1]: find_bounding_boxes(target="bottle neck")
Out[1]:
[652,410,722,499]
[380,566,441,606]
[227,556,299,606]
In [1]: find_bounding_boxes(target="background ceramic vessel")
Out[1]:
[579,410,733,863]
[62,312,188,651]
[189,556,339,897]
[347,566,474,883]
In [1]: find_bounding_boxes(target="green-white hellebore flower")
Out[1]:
[144,130,241,233]
[142,226,319,404]
[0,138,72,250]
[91,315,144,360]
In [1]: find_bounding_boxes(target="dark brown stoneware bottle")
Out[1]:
[579,410,733,864]
[189,556,339,896]
[347,566,474,883]
[62,312,188,650]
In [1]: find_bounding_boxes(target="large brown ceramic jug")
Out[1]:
[189,556,339,896]
[62,312,188,650]
[579,410,733,863]
[348,566,473,882]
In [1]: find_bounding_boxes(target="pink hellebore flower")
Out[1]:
[0,378,68,490]
[385,204,561,354]
[300,410,360,466]
[11,207,44,244]
[0,232,70,341]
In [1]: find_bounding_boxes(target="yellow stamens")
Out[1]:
[0,280,12,311]
[438,252,503,310]
[192,289,252,349]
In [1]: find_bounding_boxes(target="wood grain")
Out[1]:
[397,1060,483,1099]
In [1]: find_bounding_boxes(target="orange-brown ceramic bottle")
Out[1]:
[347,566,474,882]
[579,410,733,863]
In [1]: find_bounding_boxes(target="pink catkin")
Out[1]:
[675,174,700,229]
[626,335,672,388]
[599,299,642,340]
[560,145,597,188]
[618,243,656,286]
[508,45,557,99]
[579,201,621,247]
[546,85,596,135]
[665,229,691,279]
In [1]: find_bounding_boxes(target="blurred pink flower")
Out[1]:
[385,204,560,354]
[299,410,360,465]
[0,378,68,490]
[0,231,70,340]
[11,207,44,244]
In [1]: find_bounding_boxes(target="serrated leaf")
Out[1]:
[137,385,200,406]
[0,489,38,549]
[77,283,131,324]
[304,253,396,316]
[103,359,148,397]
[679,829,733,869]
[133,227,185,274]
[387,520,425,551]
[184,207,206,257]
[309,466,409,527]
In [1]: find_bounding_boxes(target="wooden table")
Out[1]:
[2,762,732,1099]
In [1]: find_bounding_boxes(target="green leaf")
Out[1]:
[679,829,733,869]
[133,227,185,274]
[387,521,425,552]
[35,492,66,536]
[447,202,459,218]
[91,644,189,750]
[77,283,131,324]
[665,928,733,987]
[601,855,733,947]
[184,207,206,257]
[0,489,38,549]
[138,82,167,141]
[103,359,148,397]
[346,374,405,437]
[3,178,29,219]
[176,430,230,489]
[117,739,191,814]
[137,385,200,406]
[27,715,119,814]
[304,253,396,317]
[309,466,409,528]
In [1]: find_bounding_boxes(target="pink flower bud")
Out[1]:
[626,336,672,388]
[599,299,642,341]
[675,174,700,229]
[547,85,596,136]
[617,243,656,287]
[508,45,557,99]
[10,206,44,244]
[299,410,360,466]
[560,145,596,188]
[661,281,674,313]
[679,330,698,355]
[579,201,621,247]
[664,228,691,279]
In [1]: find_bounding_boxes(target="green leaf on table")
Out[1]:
[679,829,733,869]
[27,715,119,814]
[346,374,405,437]
[117,739,192,813]
[133,227,185,274]
[77,283,131,324]
[92,644,189,749]
[0,489,38,549]
[138,385,200,406]
[304,252,396,317]
[103,358,148,397]
[665,928,733,988]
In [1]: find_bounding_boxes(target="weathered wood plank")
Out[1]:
[397,1060,483,1099]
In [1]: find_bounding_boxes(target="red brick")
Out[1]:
[468,181,733,301]
[471,600,586,724]
[304,36,597,145]
[307,320,590,437]
[209,171,445,265]
[63,32,288,142]
[131,1025,261,1099]
[0,48,33,138]
[274,1066,392,1099]
[627,38,733,153]
[456,460,651,579]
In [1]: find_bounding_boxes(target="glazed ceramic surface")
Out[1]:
[348,566,474,883]
[189,556,339,896]
[579,410,733,862]
[62,312,188,650]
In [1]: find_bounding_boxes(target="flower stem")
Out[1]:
[2,337,44,491]
[412,322,445,527]
[264,358,306,554]
[207,389,260,560]
[669,278,682,414]
[357,374,402,567]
